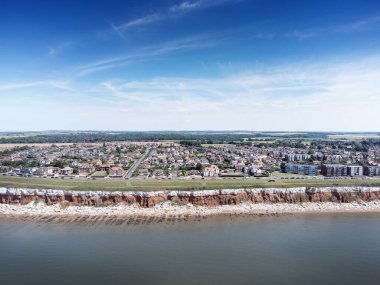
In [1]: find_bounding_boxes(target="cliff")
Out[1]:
[1,187,379,208]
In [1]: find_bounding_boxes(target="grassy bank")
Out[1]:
[0,176,380,191]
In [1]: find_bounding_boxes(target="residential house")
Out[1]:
[186,169,202,179]
[34,167,49,176]
[203,165,220,177]
[100,164,110,171]
[60,167,73,176]
[47,167,60,176]
[109,166,124,178]
[0,166,11,173]
[152,169,164,178]
[79,163,95,176]
[137,168,149,178]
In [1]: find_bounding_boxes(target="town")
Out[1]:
[1,138,380,181]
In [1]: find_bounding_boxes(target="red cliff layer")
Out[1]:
[1,187,379,208]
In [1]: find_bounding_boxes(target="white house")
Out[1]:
[203,165,220,177]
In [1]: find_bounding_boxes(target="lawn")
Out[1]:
[0,175,380,191]
[91,171,108,177]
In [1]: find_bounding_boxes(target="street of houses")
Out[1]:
[1,141,380,180]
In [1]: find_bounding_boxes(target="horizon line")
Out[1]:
[0,130,379,134]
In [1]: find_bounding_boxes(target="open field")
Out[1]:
[327,134,380,139]
[271,171,308,177]
[0,141,177,149]
[265,132,308,136]
[0,143,74,149]
[1,175,380,191]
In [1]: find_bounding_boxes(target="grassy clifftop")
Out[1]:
[0,176,380,191]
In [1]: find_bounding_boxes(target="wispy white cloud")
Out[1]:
[48,41,75,56]
[284,29,320,39]
[111,0,242,34]
[170,1,202,12]
[335,15,380,33]
[2,55,379,131]
[284,15,380,39]
[0,80,72,91]
[91,55,380,131]
[111,14,161,32]
[76,34,222,76]
[2,51,380,131]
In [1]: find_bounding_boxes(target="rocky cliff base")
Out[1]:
[1,187,380,208]
[1,201,380,220]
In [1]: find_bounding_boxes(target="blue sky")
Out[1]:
[1,0,380,131]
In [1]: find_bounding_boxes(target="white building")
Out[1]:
[203,165,220,177]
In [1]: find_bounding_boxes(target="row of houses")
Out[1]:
[283,151,367,163]
[1,164,127,178]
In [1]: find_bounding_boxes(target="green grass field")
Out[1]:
[0,175,380,191]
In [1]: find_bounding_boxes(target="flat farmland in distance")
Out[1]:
[0,141,177,150]
[266,132,308,136]
[0,143,74,149]
[0,175,380,191]
[328,134,380,139]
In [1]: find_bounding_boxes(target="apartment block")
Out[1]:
[285,163,318,175]
[364,166,380,176]
[347,165,363,177]
[321,164,347,177]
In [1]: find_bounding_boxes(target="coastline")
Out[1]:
[2,186,380,207]
[1,186,380,220]
[1,200,380,219]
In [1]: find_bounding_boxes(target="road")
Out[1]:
[124,147,151,179]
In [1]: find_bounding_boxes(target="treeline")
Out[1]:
[179,140,202,147]
[310,140,380,152]
[251,141,307,148]
[0,146,30,157]
[0,132,249,144]
[0,131,378,144]
[1,160,40,168]
[247,139,380,152]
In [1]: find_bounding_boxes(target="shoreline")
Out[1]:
[2,186,380,207]
[1,201,380,219]
[1,186,380,221]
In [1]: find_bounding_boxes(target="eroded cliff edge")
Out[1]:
[1,187,379,208]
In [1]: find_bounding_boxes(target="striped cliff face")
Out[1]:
[1,187,380,208]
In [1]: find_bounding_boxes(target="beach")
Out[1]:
[1,200,380,219]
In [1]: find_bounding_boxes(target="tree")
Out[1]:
[51,160,65,168]
[28,160,40,168]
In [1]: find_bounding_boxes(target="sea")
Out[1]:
[0,213,379,285]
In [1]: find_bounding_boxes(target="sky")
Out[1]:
[1,0,380,132]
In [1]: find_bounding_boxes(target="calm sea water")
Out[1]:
[1,214,380,285]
